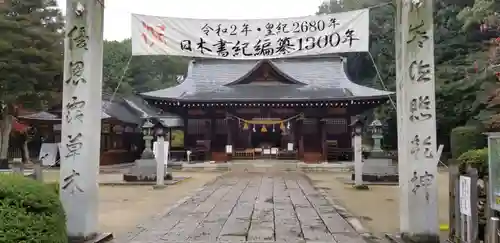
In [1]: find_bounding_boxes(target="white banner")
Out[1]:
[131,9,369,59]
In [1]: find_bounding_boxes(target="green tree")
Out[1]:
[315,0,494,150]
[0,0,63,168]
[103,39,189,95]
[458,0,499,31]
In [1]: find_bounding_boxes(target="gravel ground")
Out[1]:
[306,171,450,239]
[43,170,224,235]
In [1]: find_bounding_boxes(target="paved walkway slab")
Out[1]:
[120,172,367,243]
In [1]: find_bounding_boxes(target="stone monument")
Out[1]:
[154,126,166,188]
[350,116,366,188]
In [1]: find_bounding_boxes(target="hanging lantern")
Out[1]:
[243,122,248,130]
[261,125,267,133]
[252,125,256,132]
[280,122,285,131]
[287,122,291,130]
[272,124,275,132]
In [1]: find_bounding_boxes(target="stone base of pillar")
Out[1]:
[368,151,387,157]
[123,173,173,182]
[68,232,113,243]
[386,233,440,243]
[350,173,399,182]
[401,233,440,243]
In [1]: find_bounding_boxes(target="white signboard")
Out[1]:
[271,148,279,155]
[225,145,232,154]
[131,9,369,59]
[39,143,58,166]
[459,176,472,216]
[153,141,170,165]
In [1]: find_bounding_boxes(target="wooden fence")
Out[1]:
[448,165,490,243]
[7,148,40,160]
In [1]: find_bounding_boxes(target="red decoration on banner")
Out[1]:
[141,22,166,47]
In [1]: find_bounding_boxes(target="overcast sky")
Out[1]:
[55,0,326,41]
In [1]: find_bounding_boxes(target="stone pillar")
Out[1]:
[156,135,165,187]
[32,159,43,181]
[396,0,439,241]
[60,0,104,239]
[11,158,23,174]
[353,134,363,186]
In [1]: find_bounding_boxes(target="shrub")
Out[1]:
[0,174,67,243]
[450,126,486,159]
[46,182,60,195]
[457,148,488,176]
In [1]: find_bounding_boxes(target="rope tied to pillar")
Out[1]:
[104,55,133,109]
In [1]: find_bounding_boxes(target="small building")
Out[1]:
[18,93,173,165]
[141,56,392,163]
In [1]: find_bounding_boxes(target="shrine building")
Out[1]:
[141,55,392,163]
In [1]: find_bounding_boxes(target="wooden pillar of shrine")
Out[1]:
[227,119,232,147]
[210,117,215,159]
[321,119,327,162]
[182,116,188,160]
[317,117,323,162]
[226,118,233,161]
[297,119,303,160]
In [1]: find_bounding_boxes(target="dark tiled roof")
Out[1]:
[141,56,393,101]
[103,93,181,125]
[122,94,161,119]
[44,94,181,125]
[102,100,142,124]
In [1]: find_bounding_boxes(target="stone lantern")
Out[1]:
[124,119,170,183]
[141,119,155,159]
[369,119,384,153]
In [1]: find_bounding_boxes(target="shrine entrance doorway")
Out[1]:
[251,129,282,149]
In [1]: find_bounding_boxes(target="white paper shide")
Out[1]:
[131,9,369,59]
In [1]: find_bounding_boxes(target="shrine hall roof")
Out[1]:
[141,56,393,102]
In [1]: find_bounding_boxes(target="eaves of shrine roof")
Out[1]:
[102,100,142,125]
[140,56,394,102]
[47,93,180,125]
[18,111,60,121]
[102,92,182,123]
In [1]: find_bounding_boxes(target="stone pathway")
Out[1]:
[121,172,367,243]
